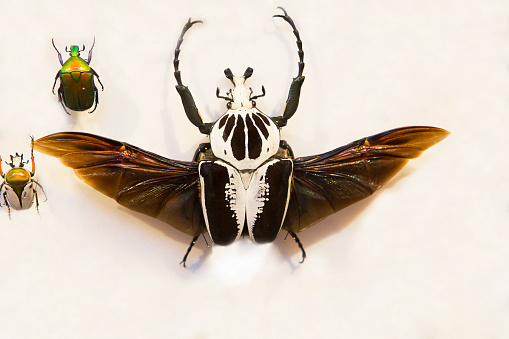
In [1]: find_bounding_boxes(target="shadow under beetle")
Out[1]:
[34,8,449,266]
[1,137,46,218]
[52,38,104,114]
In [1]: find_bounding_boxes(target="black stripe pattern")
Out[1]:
[209,108,281,170]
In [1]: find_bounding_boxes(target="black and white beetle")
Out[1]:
[34,8,448,266]
[1,138,46,218]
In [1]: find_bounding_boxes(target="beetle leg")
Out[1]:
[32,180,47,202]
[0,156,3,177]
[92,69,104,91]
[287,231,307,263]
[57,87,71,115]
[33,188,40,215]
[89,85,100,114]
[51,39,63,65]
[173,18,212,134]
[192,143,213,162]
[87,36,96,64]
[3,191,11,219]
[29,136,36,175]
[273,7,305,128]
[180,234,200,268]
[52,71,61,95]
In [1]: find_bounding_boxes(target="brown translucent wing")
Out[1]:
[34,132,205,237]
[282,126,449,233]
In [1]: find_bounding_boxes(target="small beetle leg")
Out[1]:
[92,69,104,91]
[51,39,63,65]
[273,7,305,127]
[180,234,200,268]
[288,231,307,263]
[2,191,11,219]
[87,36,96,64]
[52,71,61,95]
[173,18,213,134]
[33,180,47,202]
[58,88,71,115]
[89,86,99,114]
[29,136,36,175]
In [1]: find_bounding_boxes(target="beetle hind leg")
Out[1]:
[180,234,200,268]
[286,231,307,263]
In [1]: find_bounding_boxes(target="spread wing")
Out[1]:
[282,126,449,233]
[33,132,205,237]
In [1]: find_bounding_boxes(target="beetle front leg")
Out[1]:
[180,234,200,268]
[51,39,64,65]
[173,18,212,134]
[273,7,305,128]
[29,136,36,175]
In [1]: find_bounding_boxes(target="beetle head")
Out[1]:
[216,67,265,110]
[65,45,85,57]
[6,153,27,169]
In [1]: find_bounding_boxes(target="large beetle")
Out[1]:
[34,8,448,266]
[52,38,104,114]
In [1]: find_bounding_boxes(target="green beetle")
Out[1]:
[0,137,46,218]
[52,38,104,114]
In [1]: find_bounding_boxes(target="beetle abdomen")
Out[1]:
[209,108,280,170]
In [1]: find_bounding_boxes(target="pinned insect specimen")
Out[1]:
[1,138,46,218]
[52,38,104,114]
[34,8,448,265]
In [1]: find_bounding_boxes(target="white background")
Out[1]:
[0,0,508,338]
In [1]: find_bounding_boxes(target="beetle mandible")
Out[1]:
[34,8,448,266]
[52,38,104,114]
[1,137,46,218]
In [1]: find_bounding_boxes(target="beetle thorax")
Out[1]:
[209,107,280,171]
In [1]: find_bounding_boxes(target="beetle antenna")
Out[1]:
[288,231,307,263]
[180,234,200,268]
[65,46,70,53]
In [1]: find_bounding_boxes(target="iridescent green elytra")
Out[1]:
[0,138,46,218]
[52,39,104,114]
